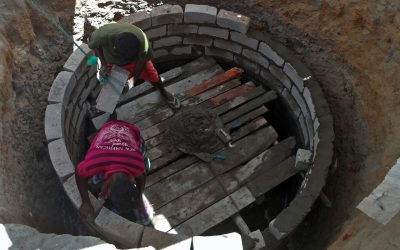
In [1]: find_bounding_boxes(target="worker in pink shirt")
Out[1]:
[76,120,151,225]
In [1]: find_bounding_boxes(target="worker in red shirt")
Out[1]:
[76,120,152,224]
[89,23,180,109]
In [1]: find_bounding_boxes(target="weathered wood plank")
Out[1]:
[147,129,276,211]
[146,133,164,149]
[181,79,242,107]
[145,161,214,209]
[208,82,255,107]
[140,82,263,142]
[225,106,268,130]
[209,126,278,175]
[146,156,198,187]
[156,179,226,229]
[140,79,242,137]
[211,86,266,114]
[116,64,224,123]
[173,187,255,236]
[187,67,244,97]
[229,117,267,141]
[118,56,217,104]
[145,91,270,169]
[220,91,277,124]
[150,148,182,170]
[246,157,297,198]
[173,195,237,236]
[147,117,268,186]
[135,79,241,133]
[135,107,173,130]
[221,136,296,193]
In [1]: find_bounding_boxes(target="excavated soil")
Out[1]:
[1,0,399,248]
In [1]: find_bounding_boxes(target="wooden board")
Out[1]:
[181,79,242,107]
[155,179,226,230]
[208,82,255,107]
[209,126,278,175]
[146,156,198,187]
[145,161,214,209]
[144,87,268,170]
[118,56,217,104]
[146,126,277,211]
[116,64,224,123]
[146,117,269,187]
[246,157,297,198]
[135,107,173,130]
[137,79,242,133]
[172,187,255,236]
[220,91,277,124]
[140,80,259,140]
[187,67,243,97]
[220,136,296,193]
[224,106,268,130]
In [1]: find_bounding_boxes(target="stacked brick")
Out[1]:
[45,4,335,247]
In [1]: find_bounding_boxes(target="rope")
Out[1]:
[30,0,98,65]
[30,0,129,110]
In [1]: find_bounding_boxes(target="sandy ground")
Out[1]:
[0,0,399,248]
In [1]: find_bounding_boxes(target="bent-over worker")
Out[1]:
[76,120,152,224]
[89,22,180,109]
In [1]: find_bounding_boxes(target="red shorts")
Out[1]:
[106,60,160,83]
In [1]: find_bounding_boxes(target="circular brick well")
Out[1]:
[45,4,334,248]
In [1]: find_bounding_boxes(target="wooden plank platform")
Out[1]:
[115,57,297,235]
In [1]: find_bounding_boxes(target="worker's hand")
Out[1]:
[99,66,111,77]
[79,201,94,220]
[99,66,110,84]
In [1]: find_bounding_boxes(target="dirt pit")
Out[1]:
[1,0,399,248]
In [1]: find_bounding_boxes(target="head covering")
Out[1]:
[114,32,140,65]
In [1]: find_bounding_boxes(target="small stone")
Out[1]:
[295,148,313,171]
